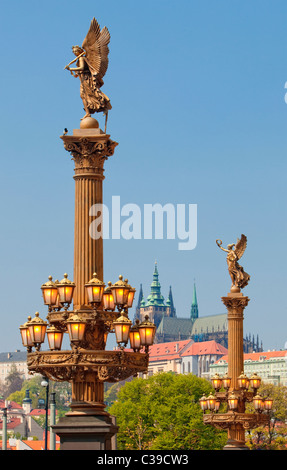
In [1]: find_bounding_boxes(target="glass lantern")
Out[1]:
[27,312,47,348]
[199,396,208,412]
[211,373,222,391]
[238,372,249,390]
[57,273,75,308]
[41,276,58,309]
[111,275,130,309]
[67,314,86,344]
[102,282,115,311]
[264,398,273,411]
[19,317,34,349]
[124,279,136,309]
[253,394,264,411]
[46,325,64,351]
[228,392,239,410]
[85,273,105,306]
[250,373,261,390]
[138,315,156,349]
[113,312,132,346]
[207,394,216,411]
[129,320,141,352]
[222,373,231,390]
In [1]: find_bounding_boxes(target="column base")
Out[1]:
[52,407,118,450]
[223,438,249,450]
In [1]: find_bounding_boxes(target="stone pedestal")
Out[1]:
[53,411,118,450]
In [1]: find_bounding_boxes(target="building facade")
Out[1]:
[0,351,29,386]
[210,350,287,386]
[146,339,228,378]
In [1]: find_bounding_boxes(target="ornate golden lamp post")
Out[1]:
[200,235,272,449]
[19,17,155,450]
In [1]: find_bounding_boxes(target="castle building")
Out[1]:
[135,263,263,353]
[134,262,176,328]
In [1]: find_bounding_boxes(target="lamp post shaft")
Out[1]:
[73,172,104,309]
[61,127,117,311]
[222,290,249,448]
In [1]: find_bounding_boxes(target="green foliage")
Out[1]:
[246,382,287,449]
[109,372,227,450]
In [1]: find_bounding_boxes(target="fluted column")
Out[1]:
[61,128,118,310]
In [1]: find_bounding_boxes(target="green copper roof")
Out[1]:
[145,262,165,307]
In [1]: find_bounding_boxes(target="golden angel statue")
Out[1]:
[64,18,112,128]
[216,234,250,290]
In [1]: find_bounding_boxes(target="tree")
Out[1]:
[246,382,287,449]
[4,364,24,398]
[109,372,227,450]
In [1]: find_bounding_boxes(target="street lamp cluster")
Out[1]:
[200,372,273,414]
[19,273,155,353]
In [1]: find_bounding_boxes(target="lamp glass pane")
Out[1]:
[43,288,58,306]
[47,331,63,350]
[67,322,85,342]
[103,292,115,310]
[58,285,74,304]
[130,330,141,350]
[127,290,135,308]
[115,322,130,344]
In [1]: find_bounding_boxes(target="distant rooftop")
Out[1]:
[0,351,27,363]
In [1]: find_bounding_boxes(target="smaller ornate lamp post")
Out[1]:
[201,234,272,449]
[41,377,49,451]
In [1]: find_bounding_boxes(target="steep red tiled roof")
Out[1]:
[0,417,21,430]
[0,400,22,410]
[182,340,228,357]
[148,340,191,361]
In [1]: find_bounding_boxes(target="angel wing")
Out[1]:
[82,18,110,87]
[234,234,247,260]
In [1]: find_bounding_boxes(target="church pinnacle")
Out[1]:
[190,281,199,320]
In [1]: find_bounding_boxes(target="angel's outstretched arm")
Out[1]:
[216,239,228,252]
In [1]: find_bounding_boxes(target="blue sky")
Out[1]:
[0,0,286,353]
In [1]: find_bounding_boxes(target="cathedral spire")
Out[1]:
[146,261,165,306]
[137,283,144,309]
[190,281,199,320]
